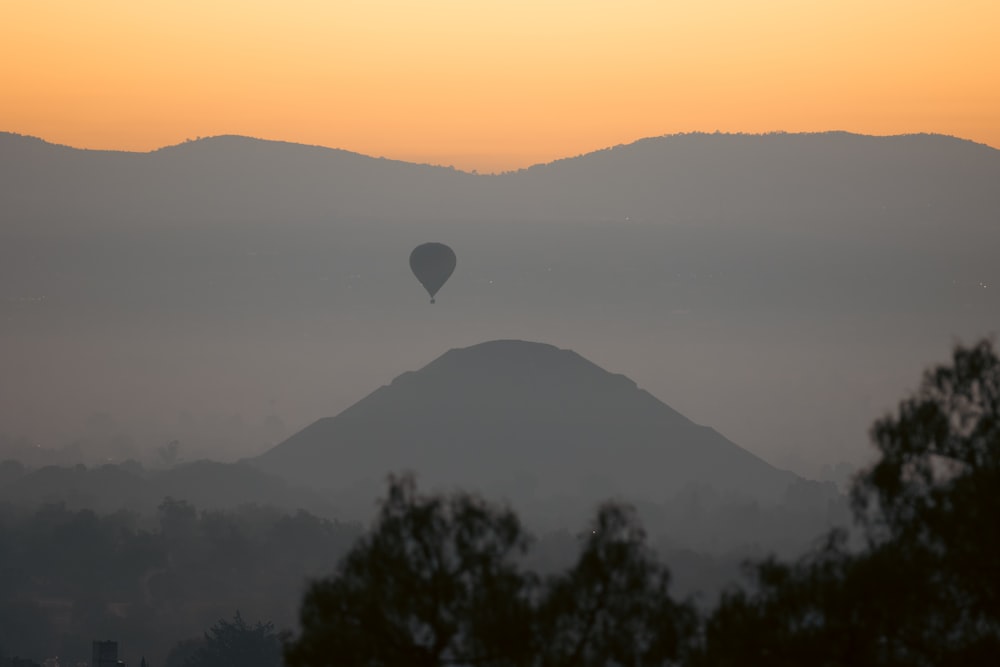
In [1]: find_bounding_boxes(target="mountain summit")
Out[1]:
[251,340,800,513]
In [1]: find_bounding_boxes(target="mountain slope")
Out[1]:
[0,132,477,229]
[251,340,801,510]
[493,132,1000,232]
[3,131,998,234]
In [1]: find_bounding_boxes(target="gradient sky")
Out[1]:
[3,0,998,172]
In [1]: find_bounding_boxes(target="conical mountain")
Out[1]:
[252,340,800,510]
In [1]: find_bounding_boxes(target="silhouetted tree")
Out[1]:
[535,503,696,667]
[697,339,1000,666]
[285,477,696,667]
[696,531,945,666]
[285,475,535,667]
[184,612,285,667]
[852,337,1000,658]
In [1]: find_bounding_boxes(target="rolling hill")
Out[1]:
[2,130,998,234]
[251,340,804,516]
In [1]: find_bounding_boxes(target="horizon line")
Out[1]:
[3,128,994,175]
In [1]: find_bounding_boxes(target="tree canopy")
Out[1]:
[184,612,285,667]
[284,477,696,667]
[286,475,534,667]
[697,338,1000,666]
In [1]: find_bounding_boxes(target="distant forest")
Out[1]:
[0,482,753,666]
[0,499,358,667]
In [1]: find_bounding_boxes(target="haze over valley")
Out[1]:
[2,130,997,480]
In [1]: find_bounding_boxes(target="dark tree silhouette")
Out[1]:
[851,337,1000,659]
[284,475,535,667]
[183,612,285,667]
[536,503,695,667]
[698,338,1000,666]
[697,531,946,666]
[285,477,696,667]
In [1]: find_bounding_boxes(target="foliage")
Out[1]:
[286,475,535,667]
[697,531,950,666]
[285,476,695,667]
[184,612,286,667]
[697,339,1000,665]
[854,339,1000,623]
[0,501,360,667]
[535,503,697,667]
[852,337,1000,659]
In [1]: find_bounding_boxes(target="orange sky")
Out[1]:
[3,0,998,172]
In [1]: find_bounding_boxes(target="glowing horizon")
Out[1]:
[8,128,997,175]
[3,1,998,173]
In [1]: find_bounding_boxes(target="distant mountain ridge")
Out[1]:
[0,131,472,229]
[3,130,998,233]
[4,129,996,172]
[251,340,804,517]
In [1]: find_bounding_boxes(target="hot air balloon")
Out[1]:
[409,242,456,303]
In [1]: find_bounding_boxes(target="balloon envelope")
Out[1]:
[409,242,457,303]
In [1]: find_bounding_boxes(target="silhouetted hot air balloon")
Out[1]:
[409,242,456,304]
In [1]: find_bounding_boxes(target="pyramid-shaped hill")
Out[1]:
[251,340,801,508]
